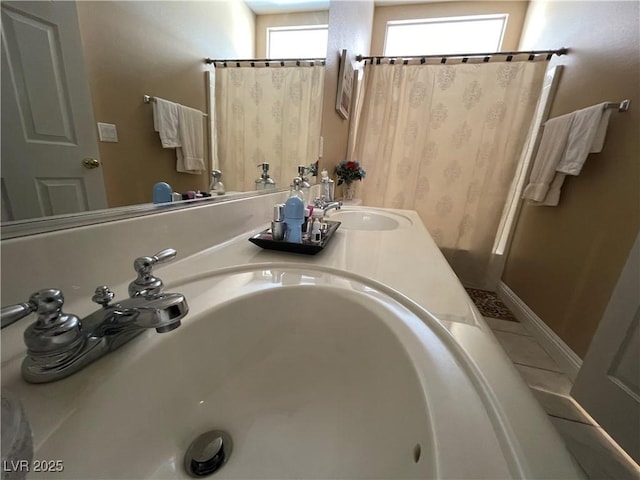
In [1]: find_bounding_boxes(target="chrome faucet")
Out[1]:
[314,196,342,215]
[0,249,189,384]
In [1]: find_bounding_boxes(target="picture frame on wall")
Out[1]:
[335,49,354,120]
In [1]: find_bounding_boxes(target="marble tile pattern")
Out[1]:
[514,363,573,396]
[531,389,595,425]
[550,417,640,480]
[484,316,640,480]
[492,329,563,372]
[484,316,531,336]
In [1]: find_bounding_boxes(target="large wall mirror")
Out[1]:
[1,0,328,237]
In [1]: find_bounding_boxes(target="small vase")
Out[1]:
[343,181,356,201]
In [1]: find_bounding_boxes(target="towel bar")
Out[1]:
[604,99,630,112]
[143,95,208,117]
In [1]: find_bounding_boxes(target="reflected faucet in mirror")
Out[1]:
[0,248,189,383]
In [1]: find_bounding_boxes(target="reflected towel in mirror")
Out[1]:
[152,97,181,148]
[176,105,205,175]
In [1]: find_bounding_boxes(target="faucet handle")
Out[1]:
[128,248,177,298]
[92,286,115,308]
[313,196,326,207]
[133,248,176,275]
[1,302,36,329]
[150,248,177,265]
[3,289,84,356]
[1,288,70,329]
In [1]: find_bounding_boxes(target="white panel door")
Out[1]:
[1,1,107,221]
[572,232,640,464]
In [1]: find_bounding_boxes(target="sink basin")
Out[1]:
[28,266,520,479]
[328,209,412,231]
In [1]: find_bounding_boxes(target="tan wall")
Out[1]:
[255,11,329,58]
[319,0,374,174]
[76,1,255,208]
[371,1,529,55]
[503,1,640,357]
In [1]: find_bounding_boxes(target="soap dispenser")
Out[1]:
[296,165,311,204]
[289,177,305,201]
[209,170,225,195]
[255,163,276,190]
[320,169,335,202]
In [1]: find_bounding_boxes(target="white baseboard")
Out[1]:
[497,282,582,381]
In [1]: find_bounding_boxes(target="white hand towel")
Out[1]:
[556,103,612,175]
[152,98,181,148]
[522,112,574,204]
[176,105,205,175]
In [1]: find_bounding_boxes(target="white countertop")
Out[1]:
[163,207,482,328]
[1,203,581,479]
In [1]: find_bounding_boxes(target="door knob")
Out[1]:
[82,157,101,169]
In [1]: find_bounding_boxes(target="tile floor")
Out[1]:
[486,316,640,480]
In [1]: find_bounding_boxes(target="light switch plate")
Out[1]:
[97,122,118,142]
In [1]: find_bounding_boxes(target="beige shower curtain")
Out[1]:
[216,64,325,191]
[353,58,548,289]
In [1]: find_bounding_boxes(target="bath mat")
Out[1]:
[465,288,519,322]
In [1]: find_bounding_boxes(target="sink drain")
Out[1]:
[184,430,232,477]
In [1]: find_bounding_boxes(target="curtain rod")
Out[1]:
[205,57,326,66]
[356,47,569,64]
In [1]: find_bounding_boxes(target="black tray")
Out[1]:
[249,220,341,255]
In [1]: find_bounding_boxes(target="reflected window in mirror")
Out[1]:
[267,25,328,58]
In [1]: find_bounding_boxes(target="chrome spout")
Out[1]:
[109,293,188,332]
[314,196,342,214]
[322,201,342,214]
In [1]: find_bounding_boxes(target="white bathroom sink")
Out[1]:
[27,266,532,479]
[328,209,412,230]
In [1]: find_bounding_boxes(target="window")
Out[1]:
[384,14,507,56]
[267,25,328,59]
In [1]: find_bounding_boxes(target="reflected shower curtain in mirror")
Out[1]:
[352,59,548,289]
[215,64,325,191]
